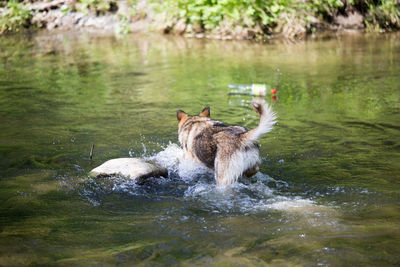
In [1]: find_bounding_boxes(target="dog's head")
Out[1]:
[176,107,210,130]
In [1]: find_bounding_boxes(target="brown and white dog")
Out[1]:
[176,99,276,186]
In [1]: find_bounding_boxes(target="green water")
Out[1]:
[0,32,399,266]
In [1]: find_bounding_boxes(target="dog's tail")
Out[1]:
[242,98,276,143]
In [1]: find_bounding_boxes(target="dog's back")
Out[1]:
[180,118,247,168]
[177,99,276,185]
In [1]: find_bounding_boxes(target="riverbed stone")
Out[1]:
[89,158,168,181]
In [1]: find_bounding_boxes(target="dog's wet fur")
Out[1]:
[177,99,276,186]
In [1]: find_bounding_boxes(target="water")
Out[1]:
[0,31,399,266]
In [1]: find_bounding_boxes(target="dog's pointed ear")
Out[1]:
[176,110,187,121]
[199,107,210,117]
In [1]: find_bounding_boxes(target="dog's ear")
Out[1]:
[176,110,188,121]
[199,107,210,117]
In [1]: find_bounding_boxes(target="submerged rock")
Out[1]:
[89,158,168,182]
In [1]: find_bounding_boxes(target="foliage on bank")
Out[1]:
[0,0,32,34]
[151,0,400,38]
[0,0,399,38]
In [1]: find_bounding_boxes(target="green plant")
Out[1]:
[305,0,343,20]
[115,15,131,36]
[78,0,117,15]
[0,0,32,34]
[1,0,400,36]
[151,0,293,33]
[365,0,400,31]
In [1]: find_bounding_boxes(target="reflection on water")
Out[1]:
[0,31,399,266]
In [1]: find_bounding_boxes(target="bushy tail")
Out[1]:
[242,98,277,142]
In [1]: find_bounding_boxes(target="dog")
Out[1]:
[176,98,276,186]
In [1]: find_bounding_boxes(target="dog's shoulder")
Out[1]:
[189,119,225,140]
[213,124,247,137]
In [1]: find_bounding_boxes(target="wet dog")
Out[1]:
[176,99,276,185]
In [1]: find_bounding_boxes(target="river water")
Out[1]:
[0,32,399,266]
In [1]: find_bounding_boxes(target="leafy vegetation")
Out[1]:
[154,0,287,29]
[364,0,400,31]
[149,0,399,37]
[0,0,399,37]
[76,0,118,15]
[0,0,32,34]
[153,0,344,28]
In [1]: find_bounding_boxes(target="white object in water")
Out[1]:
[89,158,168,181]
[228,83,267,96]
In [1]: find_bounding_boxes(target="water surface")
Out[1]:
[0,32,399,266]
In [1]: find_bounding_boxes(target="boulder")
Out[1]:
[89,158,168,182]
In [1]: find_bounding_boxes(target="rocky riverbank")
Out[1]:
[1,0,147,35]
[1,0,399,39]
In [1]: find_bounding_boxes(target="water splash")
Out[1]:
[182,175,323,215]
[149,143,213,182]
[81,143,332,218]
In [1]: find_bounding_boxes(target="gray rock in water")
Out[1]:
[89,158,168,182]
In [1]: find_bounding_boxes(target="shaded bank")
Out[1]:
[1,0,400,39]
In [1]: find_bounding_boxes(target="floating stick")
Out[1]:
[89,144,95,160]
